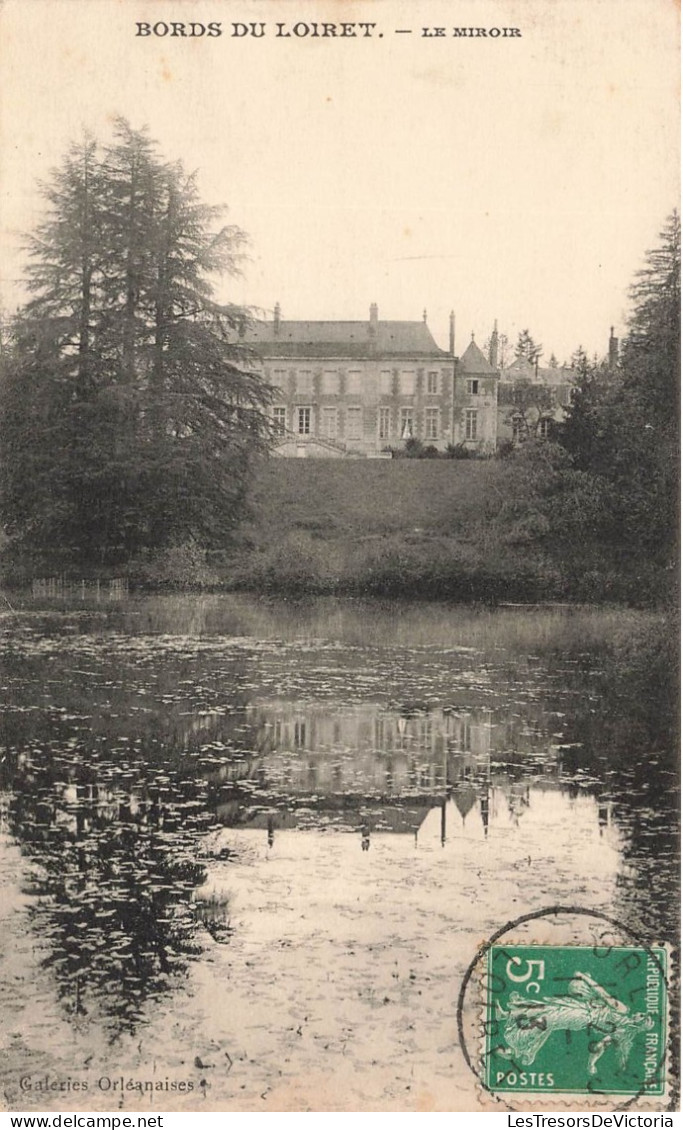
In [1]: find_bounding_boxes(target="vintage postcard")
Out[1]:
[0,0,679,1115]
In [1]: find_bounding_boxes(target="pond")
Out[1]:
[0,595,677,1111]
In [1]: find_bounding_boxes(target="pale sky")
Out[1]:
[0,0,679,361]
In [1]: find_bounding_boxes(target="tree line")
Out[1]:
[496,211,679,603]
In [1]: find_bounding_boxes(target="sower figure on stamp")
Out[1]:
[496,971,654,1075]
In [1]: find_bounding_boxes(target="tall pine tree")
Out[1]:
[557,211,680,595]
[0,121,272,567]
[514,329,543,369]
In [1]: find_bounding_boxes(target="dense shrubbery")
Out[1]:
[126,542,221,590]
[389,438,474,459]
[218,526,561,602]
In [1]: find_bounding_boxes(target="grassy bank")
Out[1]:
[2,458,668,604]
[207,459,600,602]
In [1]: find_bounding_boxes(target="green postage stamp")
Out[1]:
[484,944,668,1097]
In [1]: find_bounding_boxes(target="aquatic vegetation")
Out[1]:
[0,595,676,1056]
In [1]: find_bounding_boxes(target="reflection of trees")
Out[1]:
[6,747,209,1035]
[546,622,679,939]
[0,644,265,1038]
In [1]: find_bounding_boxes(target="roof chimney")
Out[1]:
[489,319,499,370]
[449,310,455,355]
[273,302,281,337]
[608,326,619,369]
[369,303,378,336]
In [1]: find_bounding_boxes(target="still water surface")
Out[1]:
[0,596,677,1111]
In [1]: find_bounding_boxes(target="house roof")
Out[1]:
[500,359,575,385]
[504,356,535,378]
[243,319,451,360]
[365,804,435,836]
[453,786,479,821]
[459,339,496,374]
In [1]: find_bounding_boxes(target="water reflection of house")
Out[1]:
[593,796,623,851]
[244,701,492,796]
[498,781,531,825]
[209,703,496,840]
[180,697,610,847]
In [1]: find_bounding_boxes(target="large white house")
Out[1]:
[243,304,500,456]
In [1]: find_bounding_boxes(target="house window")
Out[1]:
[322,407,337,438]
[298,370,313,395]
[427,371,439,394]
[346,370,362,396]
[378,407,391,440]
[465,409,477,440]
[400,370,415,395]
[346,407,362,441]
[467,379,479,395]
[425,407,439,440]
[322,369,339,395]
[512,416,525,442]
[298,407,311,435]
[272,369,287,384]
[538,417,551,439]
[272,407,286,435]
[400,407,414,439]
[379,370,393,395]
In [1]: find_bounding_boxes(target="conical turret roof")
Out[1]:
[453,786,478,821]
[459,338,496,374]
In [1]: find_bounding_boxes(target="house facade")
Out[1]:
[495,329,619,444]
[244,304,500,456]
[497,356,575,443]
[455,336,499,450]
